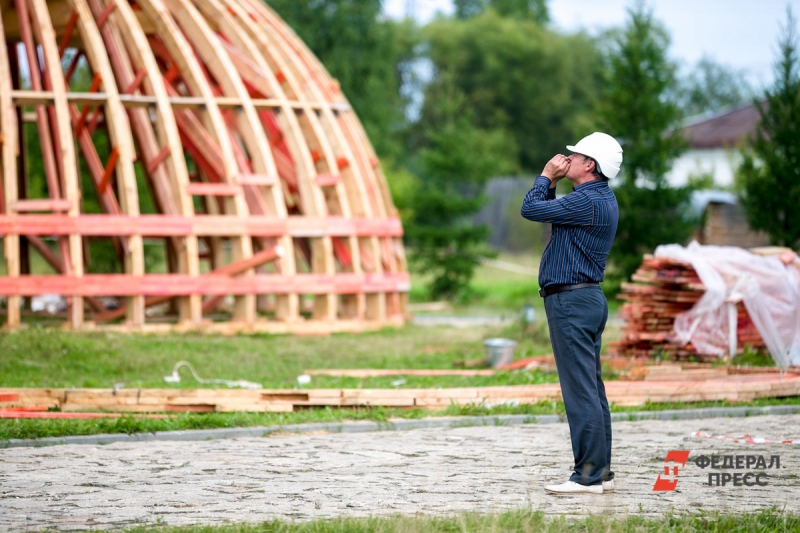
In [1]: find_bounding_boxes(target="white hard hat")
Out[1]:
[566,132,623,180]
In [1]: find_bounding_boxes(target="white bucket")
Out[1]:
[483,338,516,368]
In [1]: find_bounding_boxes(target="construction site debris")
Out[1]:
[304,369,497,377]
[0,409,167,419]
[3,373,799,412]
[621,363,729,381]
[611,243,799,366]
[163,361,262,390]
[691,431,800,445]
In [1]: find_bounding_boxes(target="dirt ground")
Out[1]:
[1,414,799,531]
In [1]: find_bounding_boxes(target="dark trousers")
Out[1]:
[544,285,613,486]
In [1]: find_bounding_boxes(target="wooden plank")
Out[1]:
[186,183,242,196]
[0,272,409,296]
[217,0,333,322]
[30,0,85,328]
[11,91,319,110]
[14,0,78,304]
[315,174,340,187]
[0,411,167,419]
[146,0,256,323]
[174,0,294,323]
[237,174,277,186]
[106,0,202,324]
[0,9,20,327]
[9,199,73,212]
[0,272,411,296]
[233,10,366,316]
[304,369,496,377]
[6,376,798,412]
[0,215,403,237]
[95,245,282,322]
[87,5,180,226]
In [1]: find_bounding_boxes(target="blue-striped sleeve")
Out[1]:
[520,176,594,226]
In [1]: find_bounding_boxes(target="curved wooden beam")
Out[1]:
[0,13,19,328]
[0,0,408,332]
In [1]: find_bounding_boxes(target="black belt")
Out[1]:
[538,282,599,298]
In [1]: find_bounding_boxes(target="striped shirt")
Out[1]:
[520,176,618,289]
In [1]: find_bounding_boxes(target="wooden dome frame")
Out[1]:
[0,0,408,333]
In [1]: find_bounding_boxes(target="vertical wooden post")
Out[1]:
[9,44,29,314]
[30,0,85,328]
[140,0,255,324]
[223,0,335,322]
[0,27,20,328]
[105,0,202,324]
[70,0,145,326]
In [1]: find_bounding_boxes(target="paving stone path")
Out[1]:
[2,414,799,531]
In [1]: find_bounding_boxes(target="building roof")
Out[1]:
[681,103,762,149]
[689,190,738,218]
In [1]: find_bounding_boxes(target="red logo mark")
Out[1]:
[653,450,691,491]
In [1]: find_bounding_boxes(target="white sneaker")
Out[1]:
[544,480,603,495]
[602,479,614,492]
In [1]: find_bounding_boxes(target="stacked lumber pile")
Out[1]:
[609,254,766,361]
[2,372,800,411]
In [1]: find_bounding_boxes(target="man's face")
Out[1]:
[565,154,595,180]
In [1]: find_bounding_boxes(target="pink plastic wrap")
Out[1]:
[654,242,800,367]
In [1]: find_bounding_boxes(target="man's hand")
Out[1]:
[542,154,570,188]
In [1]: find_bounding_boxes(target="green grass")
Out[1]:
[118,508,800,533]
[409,252,622,314]
[1,250,788,442]
[0,319,562,390]
[1,309,793,442]
[409,253,542,310]
[4,395,800,441]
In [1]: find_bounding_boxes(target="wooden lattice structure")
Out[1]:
[0,0,408,333]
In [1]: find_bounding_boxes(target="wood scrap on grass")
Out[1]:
[2,371,799,413]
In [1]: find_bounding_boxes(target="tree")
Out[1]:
[598,2,696,284]
[677,56,754,117]
[265,0,413,158]
[736,7,800,250]
[454,0,485,19]
[455,0,550,24]
[404,82,516,300]
[418,10,603,174]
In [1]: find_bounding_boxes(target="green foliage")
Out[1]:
[600,3,686,188]
[404,9,603,299]
[736,8,800,250]
[264,0,413,158]
[406,86,515,300]
[686,170,718,191]
[677,56,755,117]
[599,2,696,286]
[454,0,550,24]
[419,11,603,174]
[381,159,420,230]
[453,0,485,19]
[611,184,695,283]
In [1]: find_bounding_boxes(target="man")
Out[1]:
[520,132,622,495]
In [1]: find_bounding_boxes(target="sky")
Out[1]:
[384,0,800,87]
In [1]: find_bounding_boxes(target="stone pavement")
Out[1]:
[1,414,799,531]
